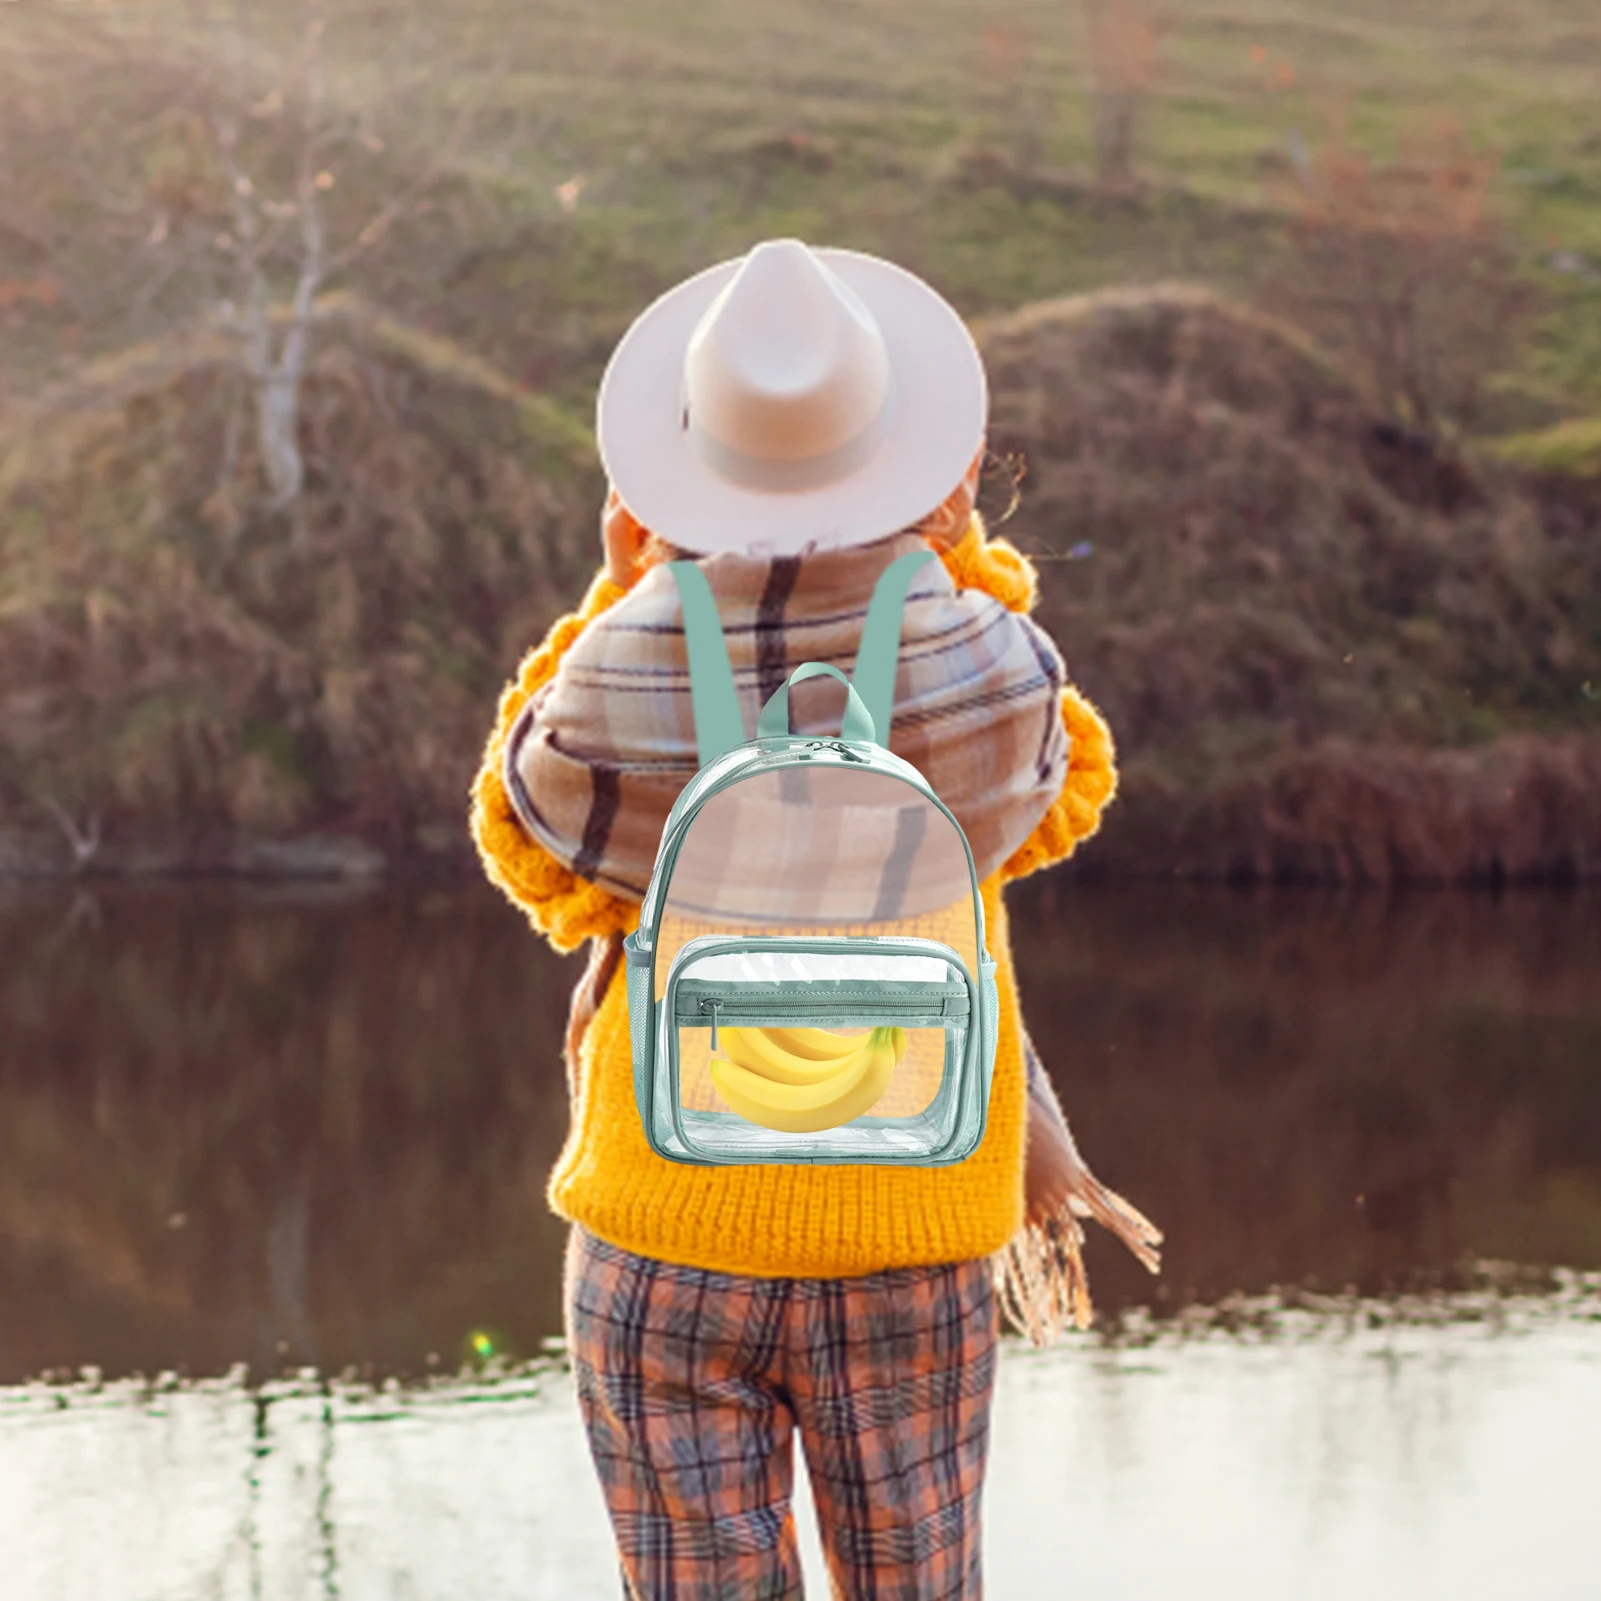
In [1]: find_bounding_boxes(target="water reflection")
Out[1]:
[1010,880,1601,1313]
[0,879,575,1385]
[0,880,1598,1385]
[4,1282,1597,1600]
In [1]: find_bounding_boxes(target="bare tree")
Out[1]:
[978,24,1049,175]
[0,2,496,422]
[193,0,484,522]
[1274,114,1536,432]
[1084,0,1159,192]
[41,795,102,872]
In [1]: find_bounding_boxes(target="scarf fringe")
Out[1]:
[990,1178,1165,1346]
[991,1209,1094,1343]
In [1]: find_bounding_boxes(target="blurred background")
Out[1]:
[1,1,1598,1596]
[3,0,1599,878]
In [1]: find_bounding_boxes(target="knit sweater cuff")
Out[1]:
[942,518,1118,878]
[468,570,640,953]
[1000,686,1119,883]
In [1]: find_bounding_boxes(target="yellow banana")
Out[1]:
[722,1026,910,1084]
[760,1026,864,1062]
[710,1027,900,1134]
[721,1026,864,1086]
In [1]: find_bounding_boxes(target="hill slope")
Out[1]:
[976,285,1601,881]
[0,296,601,874]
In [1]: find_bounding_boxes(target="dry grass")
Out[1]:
[3,282,1597,882]
[1492,415,1601,479]
[975,284,1601,882]
[1099,734,1601,886]
[0,296,601,862]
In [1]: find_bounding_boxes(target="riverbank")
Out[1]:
[6,729,1601,887]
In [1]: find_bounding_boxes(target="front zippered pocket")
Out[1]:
[654,936,981,1166]
[677,985,970,1051]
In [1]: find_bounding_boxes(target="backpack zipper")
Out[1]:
[806,739,868,763]
[666,931,976,965]
[696,995,966,1023]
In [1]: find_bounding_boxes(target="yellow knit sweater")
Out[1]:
[469,518,1117,1276]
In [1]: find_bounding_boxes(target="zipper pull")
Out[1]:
[704,998,720,1053]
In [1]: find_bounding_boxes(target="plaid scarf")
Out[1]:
[503,528,1071,901]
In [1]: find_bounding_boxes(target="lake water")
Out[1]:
[2,879,1598,1598]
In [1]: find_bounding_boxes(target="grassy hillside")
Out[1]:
[976,286,1601,881]
[1,1,1599,881]
[2,281,1596,881]
[0,297,602,871]
[5,0,1600,416]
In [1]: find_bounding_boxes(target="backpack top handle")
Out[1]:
[755,662,877,744]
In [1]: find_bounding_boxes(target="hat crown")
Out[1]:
[683,239,893,479]
[594,238,987,555]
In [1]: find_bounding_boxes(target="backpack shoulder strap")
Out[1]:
[666,561,747,768]
[850,548,935,748]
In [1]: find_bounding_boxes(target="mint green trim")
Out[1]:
[755,661,877,744]
[667,561,747,768]
[978,955,998,1107]
[622,930,653,1126]
[675,986,969,1027]
[850,549,934,750]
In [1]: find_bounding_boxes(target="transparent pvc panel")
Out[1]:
[666,765,971,925]
[657,944,972,1163]
[684,949,950,983]
[651,764,981,1006]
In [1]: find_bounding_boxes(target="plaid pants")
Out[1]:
[562,1224,998,1600]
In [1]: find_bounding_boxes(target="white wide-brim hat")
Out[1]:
[595,238,987,557]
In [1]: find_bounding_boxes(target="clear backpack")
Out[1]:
[622,548,1000,1167]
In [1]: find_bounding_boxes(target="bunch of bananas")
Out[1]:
[709,1025,907,1134]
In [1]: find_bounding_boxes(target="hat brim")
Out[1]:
[595,247,987,558]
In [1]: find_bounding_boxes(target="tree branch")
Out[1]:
[41,795,102,870]
[322,88,481,280]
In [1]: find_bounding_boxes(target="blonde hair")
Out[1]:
[610,440,995,577]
